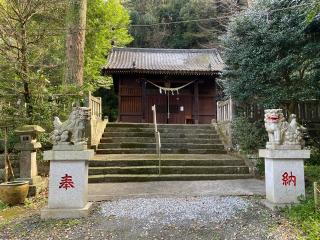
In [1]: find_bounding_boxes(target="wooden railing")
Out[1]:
[217,98,234,122]
[88,91,102,120]
[86,92,107,149]
[152,105,161,175]
[217,99,320,123]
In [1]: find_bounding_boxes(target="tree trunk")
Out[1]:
[21,23,32,118]
[65,0,87,86]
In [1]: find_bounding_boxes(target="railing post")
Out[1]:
[98,97,102,119]
[315,182,319,210]
[152,105,161,175]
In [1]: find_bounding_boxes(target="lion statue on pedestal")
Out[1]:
[264,109,306,148]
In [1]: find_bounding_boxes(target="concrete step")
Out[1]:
[88,173,253,183]
[96,148,227,154]
[89,166,249,175]
[97,143,225,150]
[100,137,222,144]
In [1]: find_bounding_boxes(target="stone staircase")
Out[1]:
[89,123,252,183]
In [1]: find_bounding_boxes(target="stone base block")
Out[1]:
[40,202,93,219]
[261,199,298,211]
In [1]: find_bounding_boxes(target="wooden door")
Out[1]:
[147,94,167,124]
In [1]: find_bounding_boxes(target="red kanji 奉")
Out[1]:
[59,174,75,190]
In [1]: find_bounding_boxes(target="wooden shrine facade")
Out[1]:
[102,47,224,124]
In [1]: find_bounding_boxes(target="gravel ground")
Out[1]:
[0,196,299,240]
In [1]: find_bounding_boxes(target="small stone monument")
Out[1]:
[41,107,94,219]
[259,109,310,209]
[14,125,45,196]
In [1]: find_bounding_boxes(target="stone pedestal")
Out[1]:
[259,148,310,209]
[41,146,94,219]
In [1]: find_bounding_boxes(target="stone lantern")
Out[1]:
[14,125,45,193]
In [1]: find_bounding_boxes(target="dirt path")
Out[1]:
[0,196,298,240]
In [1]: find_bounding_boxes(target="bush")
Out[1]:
[306,148,320,166]
[256,158,265,176]
[285,198,320,240]
[0,129,19,153]
[285,165,320,239]
[231,116,267,154]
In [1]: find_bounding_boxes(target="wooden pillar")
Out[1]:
[193,80,199,124]
[118,79,121,122]
[141,79,147,123]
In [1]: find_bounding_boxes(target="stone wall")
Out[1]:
[215,121,233,150]
[88,119,108,150]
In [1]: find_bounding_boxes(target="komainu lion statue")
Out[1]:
[264,109,306,148]
[51,107,90,145]
[264,109,286,145]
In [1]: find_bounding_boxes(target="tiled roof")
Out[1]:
[103,47,224,75]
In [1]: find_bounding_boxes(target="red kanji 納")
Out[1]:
[59,174,75,190]
[282,171,296,186]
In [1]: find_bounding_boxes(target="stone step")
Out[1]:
[90,158,245,167]
[100,137,222,144]
[92,154,242,160]
[107,123,214,130]
[90,154,246,167]
[105,128,217,134]
[103,132,154,138]
[88,173,253,183]
[96,148,227,154]
[100,137,154,143]
[89,166,249,175]
[97,143,225,150]
[102,132,220,139]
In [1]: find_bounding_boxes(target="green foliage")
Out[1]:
[0,129,19,153]
[306,148,320,166]
[286,198,320,239]
[0,201,7,211]
[125,0,244,48]
[256,158,265,176]
[305,165,320,183]
[285,165,320,239]
[94,87,118,121]
[221,0,320,108]
[85,0,132,90]
[307,0,320,22]
[231,116,267,153]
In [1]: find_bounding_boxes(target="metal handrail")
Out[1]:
[152,105,161,175]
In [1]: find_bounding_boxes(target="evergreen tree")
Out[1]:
[221,0,320,110]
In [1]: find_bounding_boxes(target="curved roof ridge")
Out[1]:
[111,47,219,53]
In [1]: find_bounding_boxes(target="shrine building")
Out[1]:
[102,47,224,124]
